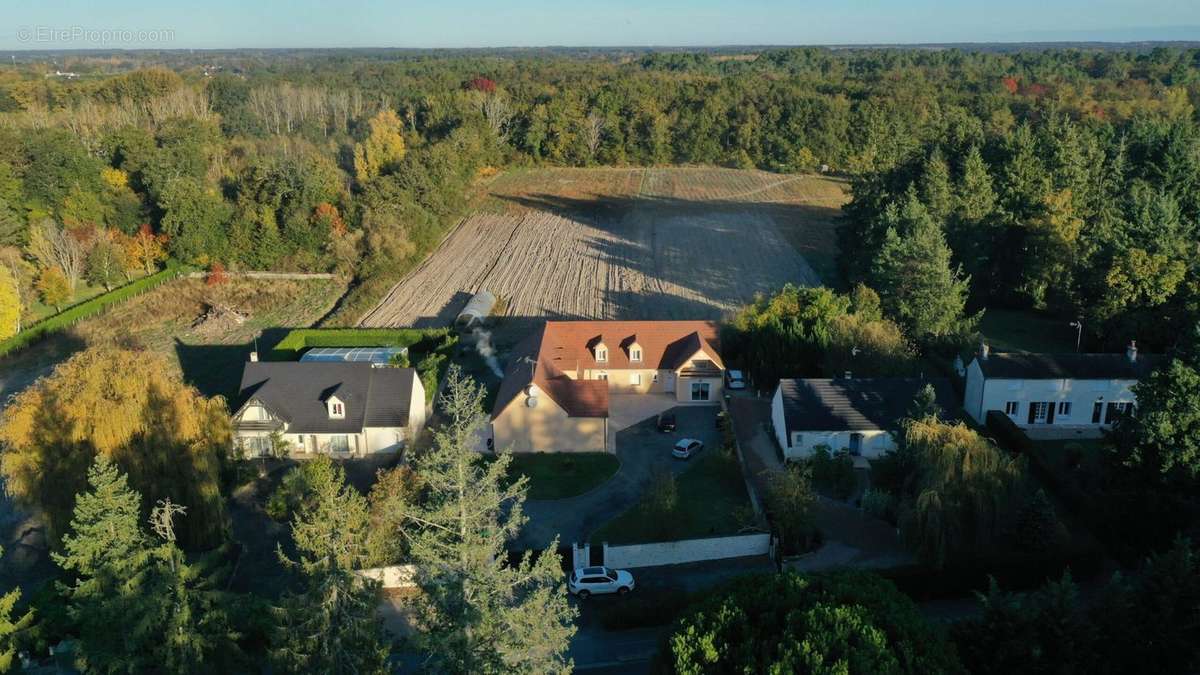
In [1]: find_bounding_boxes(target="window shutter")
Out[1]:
[1027,403,1036,424]
[1046,402,1055,424]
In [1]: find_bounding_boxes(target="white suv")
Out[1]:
[568,566,635,599]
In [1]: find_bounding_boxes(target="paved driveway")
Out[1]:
[515,404,721,550]
[727,395,914,571]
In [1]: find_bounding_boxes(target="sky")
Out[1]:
[2,0,1199,50]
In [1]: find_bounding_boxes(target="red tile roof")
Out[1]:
[491,320,723,419]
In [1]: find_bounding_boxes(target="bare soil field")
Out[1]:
[0,276,346,405]
[359,167,847,328]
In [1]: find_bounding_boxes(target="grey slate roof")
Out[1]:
[777,377,958,435]
[975,353,1164,380]
[237,362,417,434]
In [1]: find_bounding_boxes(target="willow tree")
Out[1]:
[0,346,230,549]
[898,417,1025,567]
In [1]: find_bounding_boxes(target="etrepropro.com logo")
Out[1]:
[15,26,176,45]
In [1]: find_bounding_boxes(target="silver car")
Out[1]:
[568,566,635,599]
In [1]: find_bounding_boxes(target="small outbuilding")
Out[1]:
[455,290,497,329]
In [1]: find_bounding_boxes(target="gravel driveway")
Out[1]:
[514,404,721,550]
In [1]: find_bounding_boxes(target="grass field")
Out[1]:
[0,276,347,406]
[591,451,753,545]
[506,452,621,500]
[359,167,847,328]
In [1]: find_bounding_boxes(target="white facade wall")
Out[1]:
[964,358,1138,428]
[604,533,771,569]
[771,385,896,460]
[354,564,418,589]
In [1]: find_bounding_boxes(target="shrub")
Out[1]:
[808,445,857,500]
[862,488,897,523]
[986,410,1033,453]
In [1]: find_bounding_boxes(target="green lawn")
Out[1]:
[979,308,1078,353]
[591,451,753,545]
[506,452,620,500]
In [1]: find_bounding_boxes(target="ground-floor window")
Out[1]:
[1057,401,1072,418]
[1004,401,1019,415]
[630,372,642,385]
[328,435,350,453]
[691,381,710,401]
[241,436,271,457]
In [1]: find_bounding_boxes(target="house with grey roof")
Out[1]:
[232,359,426,457]
[963,341,1162,435]
[770,377,957,460]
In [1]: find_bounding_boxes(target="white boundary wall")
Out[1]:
[354,564,418,589]
[604,533,770,569]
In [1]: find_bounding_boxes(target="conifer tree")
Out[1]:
[404,365,576,674]
[0,546,34,672]
[270,457,390,675]
[870,195,972,340]
[919,148,954,222]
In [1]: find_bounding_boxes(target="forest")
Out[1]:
[0,46,1197,336]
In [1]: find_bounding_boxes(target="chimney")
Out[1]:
[980,341,990,361]
[249,351,259,362]
[1126,340,1137,364]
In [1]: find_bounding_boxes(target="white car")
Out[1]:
[568,566,635,599]
[672,438,703,459]
[726,369,747,389]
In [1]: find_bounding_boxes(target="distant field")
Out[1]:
[0,276,346,405]
[358,167,847,328]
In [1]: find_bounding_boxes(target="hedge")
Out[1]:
[985,410,1033,453]
[0,261,190,358]
[267,327,455,361]
[268,327,459,404]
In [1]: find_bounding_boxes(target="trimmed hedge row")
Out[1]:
[267,327,455,361]
[0,261,189,358]
[985,409,1033,453]
[267,327,459,404]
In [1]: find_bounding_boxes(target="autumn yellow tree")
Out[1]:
[124,223,168,275]
[0,346,231,549]
[0,265,19,339]
[35,266,70,311]
[352,109,406,183]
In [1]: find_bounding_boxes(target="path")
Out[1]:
[727,394,914,571]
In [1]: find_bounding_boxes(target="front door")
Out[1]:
[664,373,675,393]
[849,433,863,456]
[1028,401,1050,424]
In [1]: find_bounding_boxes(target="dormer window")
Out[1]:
[629,343,643,362]
[327,395,345,419]
[595,342,608,363]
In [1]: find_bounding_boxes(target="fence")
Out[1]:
[596,533,771,570]
[0,261,191,358]
[354,564,418,589]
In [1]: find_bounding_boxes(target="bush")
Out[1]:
[985,410,1033,453]
[808,445,857,499]
[267,327,455,361]
[862,488,897,523]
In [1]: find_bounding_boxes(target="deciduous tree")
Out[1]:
[35,266,70,311]
[0,265,19,339]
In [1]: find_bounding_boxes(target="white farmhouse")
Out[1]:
[771,377,957,460]
[232,361,426,457]
[963,342,1161,433]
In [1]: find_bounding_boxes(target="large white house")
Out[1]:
[232,360,426,457]
[963,342,1162,430]
[771,377,957,460]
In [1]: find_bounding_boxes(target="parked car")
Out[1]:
[568,566,635,599]
[657,411,677,432]
[672,438,703,459]
[726,369,747,389]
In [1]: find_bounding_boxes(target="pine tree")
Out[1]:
[870,195,972,340]
[919,148,954,222]
[270,458,390,675]
[54,460,241,674]
[956,145,997,223]
[0,547,34,672]
[404,365,577,674]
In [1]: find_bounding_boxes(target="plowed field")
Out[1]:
[359,167,846,327]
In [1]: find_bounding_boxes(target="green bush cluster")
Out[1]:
[807,445,858,500]
[0,261,188,358]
